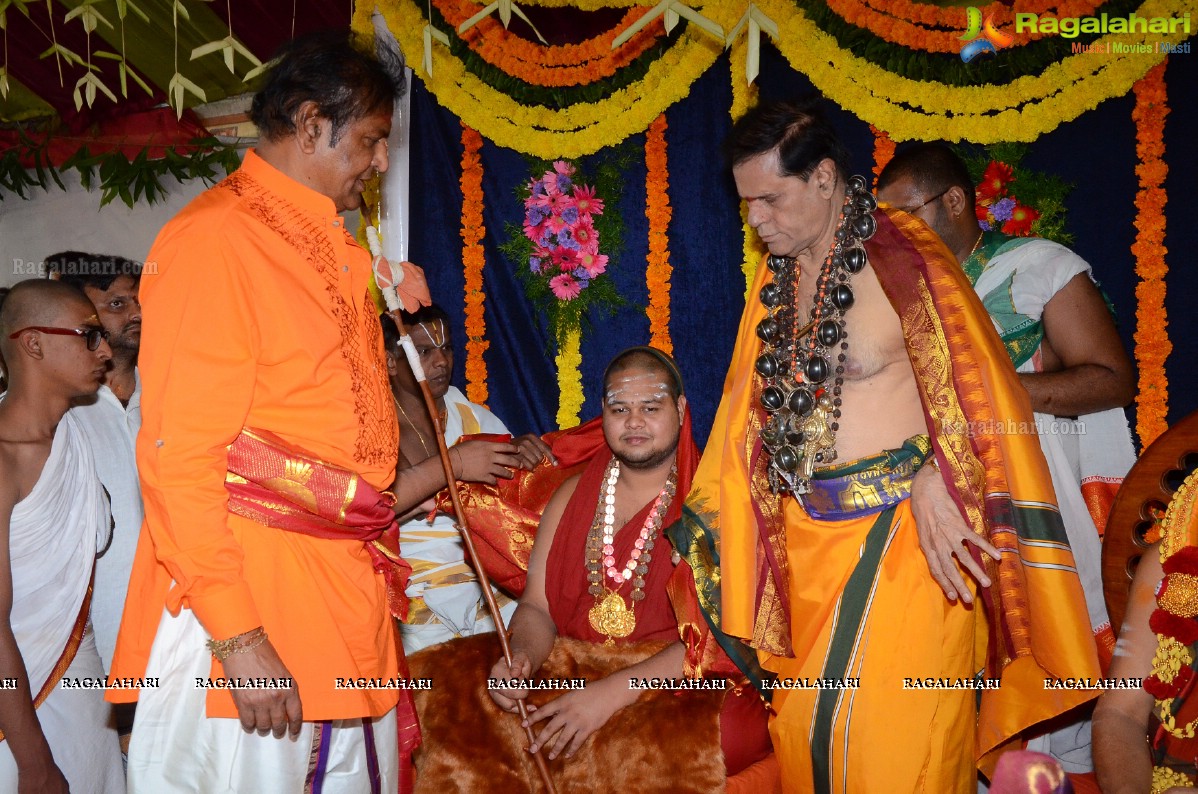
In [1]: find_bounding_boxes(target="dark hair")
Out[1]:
[45,251,142,292]
[250,30,405,145]
[725,97,850,181]
[876,142,976,213]
[379,303,451,353]
[603,346,684,401]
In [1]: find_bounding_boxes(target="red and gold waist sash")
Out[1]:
[224,428,411,621]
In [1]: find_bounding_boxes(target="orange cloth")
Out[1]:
[108,150,402,720]
[686,208,1101,790]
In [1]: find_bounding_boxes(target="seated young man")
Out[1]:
[482,347,772,778]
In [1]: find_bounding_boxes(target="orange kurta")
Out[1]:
[108,150,401,720]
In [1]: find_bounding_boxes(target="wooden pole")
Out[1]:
[371,244,557,794]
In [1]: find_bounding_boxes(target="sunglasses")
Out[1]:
[8,326,110,351]
[899,188,950,215]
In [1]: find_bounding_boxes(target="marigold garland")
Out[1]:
[436,0,662,88]
[460,124,490,405]
[1131,61,1170,448]
[730,35,764,295]
[556,326,584,429]
[361,0,1185,158]
[829,0,1108,53]
[870,125,895,187]
[763,0,1180,142]
[644,114,674,355]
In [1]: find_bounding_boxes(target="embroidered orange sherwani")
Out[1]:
[108,150,402,720]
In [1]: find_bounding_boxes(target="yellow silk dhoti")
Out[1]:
[766,497,978,793]
[681,209,1100,794]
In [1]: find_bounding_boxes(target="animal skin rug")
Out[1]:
[408,632,727,793]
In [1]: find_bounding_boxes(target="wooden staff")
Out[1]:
[368,231,557,794]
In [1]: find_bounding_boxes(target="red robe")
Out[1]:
[545,449,684,645]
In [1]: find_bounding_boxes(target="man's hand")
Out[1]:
[524,677,631,760]
[219,636,303,739]
[452,440,523,485]
[910,462,1000,604]
[488,652,536,713]
[511,434,557,471]
[17,752,68,794]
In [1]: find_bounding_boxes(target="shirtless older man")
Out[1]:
[683,98,1101,792]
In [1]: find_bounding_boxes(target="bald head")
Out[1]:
[0,279,100,363]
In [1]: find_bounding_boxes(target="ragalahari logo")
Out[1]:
[960,7,1014,62]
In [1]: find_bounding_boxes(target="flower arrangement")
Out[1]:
[974,160,1041,236]
[957,143,1073,246]
[501,155,626,427]
[525,161,609,302]
[503,156,624,334]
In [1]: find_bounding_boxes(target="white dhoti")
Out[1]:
[400,386,518,653]
[0,413,123,792]
[128,608,398,794]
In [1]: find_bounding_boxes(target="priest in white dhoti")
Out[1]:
[383,305,554,652]
[0,279,124,793]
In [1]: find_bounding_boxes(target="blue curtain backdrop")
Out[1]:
[408,44,1198,448]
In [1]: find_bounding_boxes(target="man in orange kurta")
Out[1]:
[107,32,442,793]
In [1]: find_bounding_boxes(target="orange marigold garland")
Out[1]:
[829,0,1106,52]
[460,124,490,405]
[435,0,661,88]
[870,125,894,187]
[645,114,674,355]
[1131,61,1170,448]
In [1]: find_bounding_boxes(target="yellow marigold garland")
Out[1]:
[760,0,1182,142]
[729,34,764,295]
[644,114,674,355]
[556,326,584,429]
[870,125,895,187]
[1131,61,1170,448]
[460,124,490,405]
[359,0,1185,155]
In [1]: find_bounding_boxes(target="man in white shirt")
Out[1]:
[47,252,144,682]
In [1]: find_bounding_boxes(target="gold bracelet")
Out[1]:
[206,627,267,662]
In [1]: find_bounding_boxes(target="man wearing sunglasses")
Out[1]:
[877,145,1137,777]
[0,279,123,793]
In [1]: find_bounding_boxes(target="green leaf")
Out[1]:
[166,72,207,117]
[39,42,84,68]
[123,62,153,97]
[115,0,150,23]
[64,1,112,33]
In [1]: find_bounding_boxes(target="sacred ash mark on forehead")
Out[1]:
[415,320,448,349]
[605,371,671,404]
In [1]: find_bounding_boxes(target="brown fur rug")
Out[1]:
[408,633,727,793]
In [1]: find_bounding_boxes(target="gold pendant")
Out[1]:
[588,590,636,646]
[799,394,837,480]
